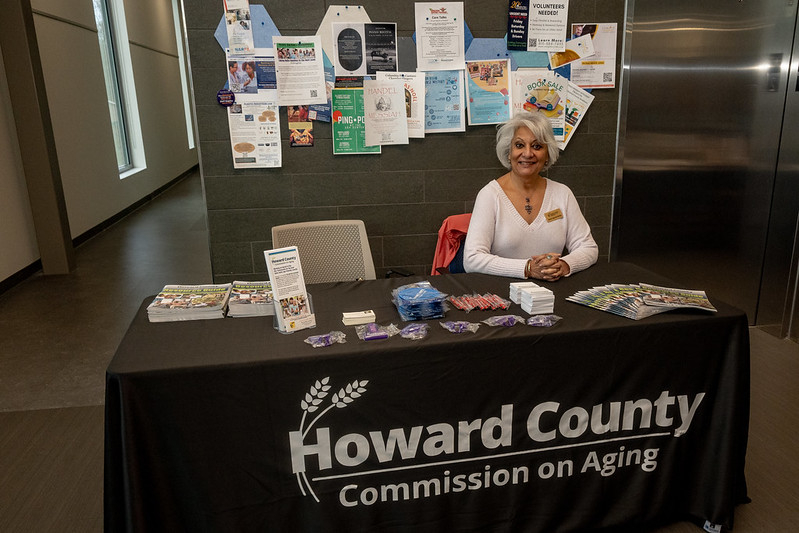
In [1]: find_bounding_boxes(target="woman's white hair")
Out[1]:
[495,111,559,171]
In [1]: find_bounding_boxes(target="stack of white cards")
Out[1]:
[509,282,542,304]
[519,286,555,315]
[342,310,376,326]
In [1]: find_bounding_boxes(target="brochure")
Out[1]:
[423,69,466,134]
[363,79,409,146]
[332,22,398,76]
[414,2,465,71]
[223,0,254,54]
[559,80,594,149]
[264,247,316,333]
[228,281,275,317]
[511,68,566,140]
[570,23,617,89]
[146,284,232,322]
[465,59,511,125]
[377,72,426,138]
[332,88,381,155]
[567,283,717,320]
[272,35,326,106]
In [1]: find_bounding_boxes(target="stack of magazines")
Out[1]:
[228,281,275,317]
[566,283,717,320]
[147,284,232,322]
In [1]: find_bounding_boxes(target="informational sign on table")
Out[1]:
[264,246,316,333]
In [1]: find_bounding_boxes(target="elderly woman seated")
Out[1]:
[463,111,598,281]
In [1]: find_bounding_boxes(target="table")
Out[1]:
[104,262,749,532]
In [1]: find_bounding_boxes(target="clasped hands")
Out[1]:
[526,253,569,281]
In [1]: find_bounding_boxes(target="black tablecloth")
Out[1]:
[105,262,749,532]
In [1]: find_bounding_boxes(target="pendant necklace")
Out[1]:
[524,197,532,215]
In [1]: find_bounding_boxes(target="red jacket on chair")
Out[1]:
[431,213,472,275]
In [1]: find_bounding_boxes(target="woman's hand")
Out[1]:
[527,254,570,281]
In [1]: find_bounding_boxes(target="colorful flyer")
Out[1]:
[559,80,594,149]
[424,70,466,134]
[569,23,617,88]
[465,59,511,125]
[377,72,425,138]
[332,22,398,76]
[507,0,569,52]
[414,2,465,71]
[332,88,381,155]
[363,79,409,146]
[223,0,255,54]
[272,36,326,106]
[511,68,566,140]
[287,105,313,147]
[548,33,595,70]
[228,100,282,168]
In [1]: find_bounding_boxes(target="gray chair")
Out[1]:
[270,220,376,284]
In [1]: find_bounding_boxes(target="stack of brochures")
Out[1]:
[518,286,555,315]
[146,284,232,322]
[567,283,717,320]
[342,310,376,326]
[392,281,448,321]
[227,281,275,317]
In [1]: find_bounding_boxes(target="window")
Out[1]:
[92,0,144,177]
[172,0,195,149]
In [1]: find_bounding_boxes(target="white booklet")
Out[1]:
[264,246,316,332]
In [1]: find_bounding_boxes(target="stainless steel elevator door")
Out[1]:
[613,0,799,323]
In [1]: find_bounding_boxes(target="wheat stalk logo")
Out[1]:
[296,377,369,502]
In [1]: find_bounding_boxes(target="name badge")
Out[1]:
[545,208,563,222]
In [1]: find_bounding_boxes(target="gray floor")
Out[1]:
[0,171,797,531]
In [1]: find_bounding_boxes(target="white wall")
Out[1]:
[31,0,198,238]
[0,45,40,281]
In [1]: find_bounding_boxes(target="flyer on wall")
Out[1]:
[569,23,617,88]
[227,48,277,99]
[376,72,425,138]
[223,0,254,54]
[332,88,381,155]
[414,2,465,71]
[264,246,316,333]
[228,99,282,168]
[332,22,399,76]
[424,70,466,134]
[363,79,409,146]
[287,105,313,147]
[507,0,569,52]
[465,59,511,126]
[548,33,595,70]
[272,35,326,106]
[559,80,595,149]
[511,68,566,141]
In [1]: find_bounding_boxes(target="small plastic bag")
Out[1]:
[482,315,526,327]
[400,323,429,340]
[440,321,480,334]
[526,314,563,327]
[304,331,347,348]
[355,322,400,340]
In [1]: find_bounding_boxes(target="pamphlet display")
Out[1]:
[465,59,511,125]
[567,283,717,320]
[264,246,316,332]
[414,2,465,71]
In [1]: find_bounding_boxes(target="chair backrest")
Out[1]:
[271,220,376,284]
